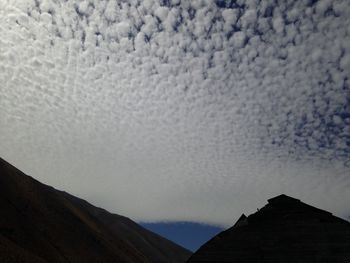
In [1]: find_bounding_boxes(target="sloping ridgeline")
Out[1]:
[188,194,350,263]
[0,158,191,263]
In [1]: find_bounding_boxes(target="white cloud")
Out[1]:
[272,16,284,34]
[0,0,349,226]
[230,31,246,48]
[105,0,118,22]
[240,9,257,29]
[155,6,169,22]
[222,8,237,24]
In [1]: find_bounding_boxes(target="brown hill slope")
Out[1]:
[187,194,350,263]
[0,157,191,263]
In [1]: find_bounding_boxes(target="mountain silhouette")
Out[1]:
[187,194,350,263]
[0,157,191,263]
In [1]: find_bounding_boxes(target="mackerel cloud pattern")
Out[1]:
[0,0,349,225]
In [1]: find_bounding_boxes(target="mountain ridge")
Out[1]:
[0,157,191,263]
[187,194,350,263]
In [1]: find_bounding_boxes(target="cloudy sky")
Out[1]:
[0,0,349,226]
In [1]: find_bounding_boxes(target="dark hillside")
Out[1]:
[188,194,350,263]
[0,157,191,263]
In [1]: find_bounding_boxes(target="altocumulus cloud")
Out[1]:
[0,0,349,226]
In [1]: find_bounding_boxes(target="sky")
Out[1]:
[141,222,223,252]
[0,0,349,231]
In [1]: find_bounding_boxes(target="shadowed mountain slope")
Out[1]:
[0,157,191,263]
[187,194,350,263]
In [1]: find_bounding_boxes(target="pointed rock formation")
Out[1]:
[0,158,191,263]
[187,194,350,263]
